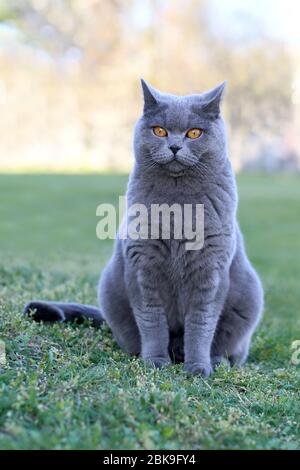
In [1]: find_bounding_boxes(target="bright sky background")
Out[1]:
[211,0,300,44]
[131,0,300,45]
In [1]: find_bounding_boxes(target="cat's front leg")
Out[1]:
[183,271,224,377]
[131,267,171,368]
[183,305,220,377]
[134,303,171,368]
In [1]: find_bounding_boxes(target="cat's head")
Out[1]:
[134,79,227,178]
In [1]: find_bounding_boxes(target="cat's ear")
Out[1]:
[140,78,161,111]
[200,81,226,118]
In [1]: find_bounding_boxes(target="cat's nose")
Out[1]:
[169,144,182,156]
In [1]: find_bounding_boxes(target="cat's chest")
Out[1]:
[157,241,207,320]
[162,239,204,282]
[154,231,233,306]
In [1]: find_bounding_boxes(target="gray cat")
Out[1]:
[24,80,263,377]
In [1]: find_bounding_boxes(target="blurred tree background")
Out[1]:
[0,0,299,172]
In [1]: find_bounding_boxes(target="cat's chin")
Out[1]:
[169,170,186,178]
[164,161,186,178]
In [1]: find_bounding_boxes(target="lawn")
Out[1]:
[0,174,299,450]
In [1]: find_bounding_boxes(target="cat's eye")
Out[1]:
[186,128,203,139]
[153,126,168,137]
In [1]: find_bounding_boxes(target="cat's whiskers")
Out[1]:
[141,159,160,173]
[193,159,213,178]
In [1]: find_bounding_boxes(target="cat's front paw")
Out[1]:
[184,362,213,377]
[143,356,171,369]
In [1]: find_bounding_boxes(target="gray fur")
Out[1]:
[24,80,263,377]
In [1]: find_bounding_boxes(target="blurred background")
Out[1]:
[1,2,300,451]
[0,0,300,173]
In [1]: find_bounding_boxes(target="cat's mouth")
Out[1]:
[164,160,186,178]
[169,170,185,178]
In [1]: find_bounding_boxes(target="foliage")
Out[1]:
[0,1,297,171]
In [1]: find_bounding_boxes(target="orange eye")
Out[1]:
[153,126,168,137]
[186,128,203,139]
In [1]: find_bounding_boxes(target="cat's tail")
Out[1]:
[23,301,104,327]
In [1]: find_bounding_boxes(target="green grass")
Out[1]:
[0,174,299,450]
